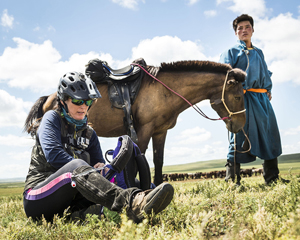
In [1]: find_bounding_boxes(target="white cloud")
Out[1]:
[217,0,269,19]
[204,10,217,17]
[0,89,33,128]
[175,127,211,145]
[1,9,14,29]
[253,13,300,85]
[216,1,300,85]
[0,150,31,179]
[0,35,207,94]
[281,125,300,136]
[47,25,56,32]
[0,134,34,147]
[7,150,32,161]
[111,0,145,10]
[282,141,300,156]
[163,144,226,166]
[186,0,199,6]
[0,163,29,179]
[2,20,299,98]
[130,35,206,66]
[0,38,112,92]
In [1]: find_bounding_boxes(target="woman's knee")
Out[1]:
[61,159,90,173]
[69,159,90,169]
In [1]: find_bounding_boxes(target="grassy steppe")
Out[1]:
[0,153,299,239]
[161,153,300,174]
[0,182,24,197]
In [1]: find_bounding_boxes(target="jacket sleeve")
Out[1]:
[219,44,247,70]
[37,110,74,169]
[219,49,234,66]
[254,47,273,91]
[86,131,105,166]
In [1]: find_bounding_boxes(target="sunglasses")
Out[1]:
[70,98,94,106]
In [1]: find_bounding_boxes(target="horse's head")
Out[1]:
[210,68,246,133]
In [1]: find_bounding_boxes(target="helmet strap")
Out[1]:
[60,101,69,114]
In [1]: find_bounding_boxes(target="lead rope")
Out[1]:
[131,63,245,121]
[233,47,250,184]
[132,62,249,184]
[131,63,229,120]
[234,133,236,184]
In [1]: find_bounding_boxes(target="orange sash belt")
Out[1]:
[243,88,267,94]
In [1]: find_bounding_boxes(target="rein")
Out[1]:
[131,63,245,121]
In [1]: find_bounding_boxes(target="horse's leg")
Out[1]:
[152,131,167,186]
[135,125,153,154]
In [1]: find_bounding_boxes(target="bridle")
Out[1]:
[131,63,246,121]
[131,62,250,185]
[210,70,246,118]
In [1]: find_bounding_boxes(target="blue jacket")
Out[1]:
[24,110,105,190]
[220,40,273,91]
[219,40,282,163]
[38,110,105,169]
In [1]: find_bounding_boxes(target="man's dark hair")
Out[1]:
[233,14,254,32]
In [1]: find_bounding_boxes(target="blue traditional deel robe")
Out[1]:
[219,40,282,163]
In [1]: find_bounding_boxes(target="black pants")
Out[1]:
[23,159,137,220]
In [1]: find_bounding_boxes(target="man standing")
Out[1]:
[219,14,287,185]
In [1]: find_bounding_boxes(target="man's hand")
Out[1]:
[267,92,272,101]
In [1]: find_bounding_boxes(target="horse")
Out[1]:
[24,60,246,186]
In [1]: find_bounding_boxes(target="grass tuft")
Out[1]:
[1,175,300,239]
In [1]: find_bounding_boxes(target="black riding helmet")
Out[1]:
[57,72,101,101]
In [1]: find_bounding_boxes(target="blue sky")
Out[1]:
[1,0,300,179]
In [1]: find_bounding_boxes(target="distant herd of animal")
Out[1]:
[162,167,263,182]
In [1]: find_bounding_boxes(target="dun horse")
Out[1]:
[24,60,246,185]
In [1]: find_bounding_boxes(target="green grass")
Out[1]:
[0,182,24,197]
[1,153,299,198]
[1,176,300,239]
[0,153,299,239]
[160,153,300,174]
[0,188,24,197]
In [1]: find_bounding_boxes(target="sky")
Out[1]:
[0,0,300,180]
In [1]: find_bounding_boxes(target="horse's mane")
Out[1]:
[158,60,232,74]
[144,60,247,84]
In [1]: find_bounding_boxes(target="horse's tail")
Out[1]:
[24,95,49,137]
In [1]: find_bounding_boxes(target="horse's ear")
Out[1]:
[228,68,246,83]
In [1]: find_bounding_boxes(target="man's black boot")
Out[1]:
[225,160,241,186]
[263,158,290,185]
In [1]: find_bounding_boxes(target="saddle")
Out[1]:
[85,58,147,143]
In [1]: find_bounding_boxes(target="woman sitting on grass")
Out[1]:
[23,71,174,223]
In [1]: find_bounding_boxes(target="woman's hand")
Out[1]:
[93,162,109,175]
[93,162,105,169]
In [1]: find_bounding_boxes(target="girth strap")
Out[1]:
[121,84,138,143]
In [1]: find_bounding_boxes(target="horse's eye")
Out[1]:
[235,96,241,101]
